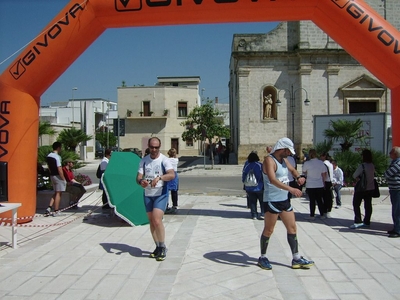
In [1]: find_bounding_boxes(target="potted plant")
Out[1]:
[139,111,143,116]
[149,111,154,116]
[163,109,169,116]
[127,109,132,117]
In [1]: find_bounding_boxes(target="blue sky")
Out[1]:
[0,0,278,105]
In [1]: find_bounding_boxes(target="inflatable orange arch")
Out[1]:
[0,0,399,222]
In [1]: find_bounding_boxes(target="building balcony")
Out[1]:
[126,109,169,119]
[127,115,168,119]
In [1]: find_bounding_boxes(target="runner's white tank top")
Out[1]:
[263,155,290,202]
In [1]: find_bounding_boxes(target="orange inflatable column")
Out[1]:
[0,82,39,223]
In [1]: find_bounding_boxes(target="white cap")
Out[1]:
[271,137,295,155]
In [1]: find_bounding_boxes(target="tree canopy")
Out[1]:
[96,127,117,148]
[38,121,56,146]
[180,101,230,145]
[324,118,364,152]
[57,127,92,152]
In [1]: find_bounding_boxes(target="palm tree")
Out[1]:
[57,127,92,152]
[38,121,56,146]
[324,119,364,152]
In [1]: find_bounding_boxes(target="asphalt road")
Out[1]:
[179,175,244,196]
[80,169,243,196]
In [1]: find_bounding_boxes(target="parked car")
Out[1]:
[95,147,105,158]
[122,148,142,158]
[96,146,121,158]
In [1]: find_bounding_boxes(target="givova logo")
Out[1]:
[9,60,26,80]
[115,0,142,11]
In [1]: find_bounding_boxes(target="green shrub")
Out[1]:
[314,140,333,156]
[333,149,390,186]
[333,151,361,186]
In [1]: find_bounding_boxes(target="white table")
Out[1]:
[0,203,22,248]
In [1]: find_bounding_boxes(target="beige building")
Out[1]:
[39,99,118,161]
[117,76,201,155]
[229,0,398,164]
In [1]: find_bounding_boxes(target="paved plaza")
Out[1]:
[0,160,399,299]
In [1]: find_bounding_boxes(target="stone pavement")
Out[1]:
[0,158,400,299]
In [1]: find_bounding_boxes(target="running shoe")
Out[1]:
[257,256,272,270]
[292,256,314,269]
[149,246,161,258]
[165,207,176,214]
[44,208,51,217]
[156,247,167,261]
[349,223,364,229]
[52,211,65,217]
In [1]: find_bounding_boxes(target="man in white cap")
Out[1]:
[257,137,314,270]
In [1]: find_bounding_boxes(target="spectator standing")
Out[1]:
[217,141,224,164]
[165,148,179,214]
[136,137,175,261]
[331,160,344,209]
[320,152,334,218]
[99,149,112,210]
[302,149,327,220]
[384,146,400,238]
[209,142,216,160]
[224,143,231,164]
[44,142,66,217]
[62,158,86,208]
[242,152,264,220]
[302,149,310,162]
[257,137,312,270]
[350,149,375,229]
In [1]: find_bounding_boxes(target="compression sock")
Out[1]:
[287,233,300,259]
[260,234,270,256]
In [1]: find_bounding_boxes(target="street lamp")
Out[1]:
[276,85,310,142]
[71,87,78,127]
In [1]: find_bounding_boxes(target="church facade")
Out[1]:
[229,0,399,163]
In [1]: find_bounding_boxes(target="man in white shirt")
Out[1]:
[45,142,66,217]
[137,137,175,261]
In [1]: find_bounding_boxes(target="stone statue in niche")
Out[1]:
[263,93,273,119]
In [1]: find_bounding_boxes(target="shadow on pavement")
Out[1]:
[203,250,257,267]
[203,250,291,269]
[172,208,249,219]
[178,156,202,169]
[219,203,248,209]
[293,211,392,236]
[100,243,151,257]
